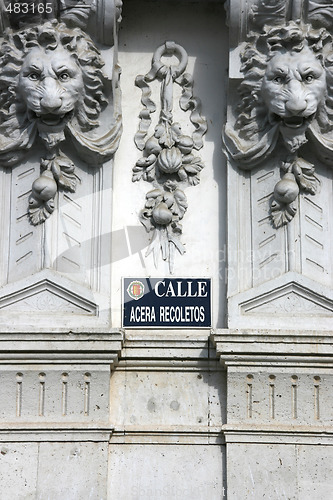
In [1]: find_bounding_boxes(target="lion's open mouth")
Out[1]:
[272,113,316,129]
[37,113,64,126]
[28,110,74,127]
[283,116,305,128]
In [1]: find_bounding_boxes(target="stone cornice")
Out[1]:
[211,329,333,366]
[0,331,124,365]
[222,424,333,445]
[0,424,113,442]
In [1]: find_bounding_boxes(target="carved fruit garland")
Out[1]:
[133,41,207,272]
[29,140,76,225]
[0,20,122,226]
[222,19,331,229]
[271,155,317,228]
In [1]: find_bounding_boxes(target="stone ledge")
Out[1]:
[121,330,215,361]
[0,424,113,442]
[0,331,124,364]
[0,330,124,338]
[223,424,333,445]
[124,330,211,341]
[211,329,333,366]
[111,427,224,445]
[116,359,223,371]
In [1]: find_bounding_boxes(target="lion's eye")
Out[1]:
[28,72,40,81]
[304,74,314,83]
[58,72,70,82]
[273,76,283,84]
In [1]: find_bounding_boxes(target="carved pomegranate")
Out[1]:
[32,170,57,201]
[274,173,299,204]
[145,136,162,155]
[152,202,173,225]
[177,135,193,154]
[157,146,182,174]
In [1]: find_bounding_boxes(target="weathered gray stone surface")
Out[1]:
[0,0,331,499]
[0,442,108,500]
[109,444,225,500]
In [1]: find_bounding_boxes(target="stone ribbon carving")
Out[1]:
[134,41,207,272]
[0,5,121,225]
[224,1,333,227]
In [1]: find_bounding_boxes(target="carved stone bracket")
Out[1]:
[0,1,122,329]
[0,15,121,225]
[224,17,333,228]
[133,41,207,272]
[223,0,333,330]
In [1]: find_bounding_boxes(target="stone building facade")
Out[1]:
[0,0,332,498]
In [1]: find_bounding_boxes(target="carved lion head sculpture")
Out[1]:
[224,21,333,167]
[0,20,110,166]
[0,20,121,224]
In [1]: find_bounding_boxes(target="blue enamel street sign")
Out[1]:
[123,278,211,328]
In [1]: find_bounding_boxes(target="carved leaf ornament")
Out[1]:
[0,13,121,225]
[223,1,333,228]
[134,41,207,272]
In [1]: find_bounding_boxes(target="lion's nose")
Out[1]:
[40,78,62,112]
[40,95,62,112]
[286,80,307,115]
[286,97,307,115]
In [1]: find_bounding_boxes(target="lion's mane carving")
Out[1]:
[0,20,121,224]
[224,21,333,227]
[224,21,333,166]
[0,20,112,167]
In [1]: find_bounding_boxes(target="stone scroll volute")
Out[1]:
[0,1,122,330]
[223,0,333,330]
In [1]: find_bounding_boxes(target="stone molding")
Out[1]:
[0,331,123,360]
[111,429,224,446]
[212,329,333,365]
[1,329,332,464]
[0,426,113,442]
[0,331,123,436]
[122,330,214,364]
[0,332,225,447]
[223,426,333,445]
[211,330,333,440]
